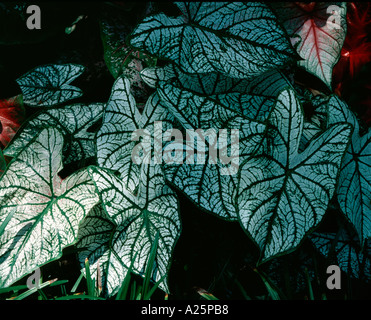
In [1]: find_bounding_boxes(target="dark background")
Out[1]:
[1,2,371,300]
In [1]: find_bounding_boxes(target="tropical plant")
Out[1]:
[0,1,370,300]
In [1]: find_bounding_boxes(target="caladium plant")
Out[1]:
[272,2,348,90]
[129,2,297,79]
[0,127,99,288]
[16,64,85,107]
[311,230,371,281]
[4,102,105,165]
[0,1,370,299]
[304,95,371,247]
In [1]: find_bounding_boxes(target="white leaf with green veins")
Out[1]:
[4,103,104,164]
[97,76,175,194]
[156,69,293,128]
[86,165,181,296]
[16,64,84,107]
[158,68,293,220]
[271,2,347,89]
[141,64,293,97]
[0,127,99,288]
[320,96,371,246]
[130,2,296,79]
[236,89,352,261]
[158,80,272,219]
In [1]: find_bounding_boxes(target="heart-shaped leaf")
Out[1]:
[85,165,181,296]
[97,76,175,194]
[157,71,282,219]
[83,75,181,296]
[320,96,371,246]
[272,2,347,89]
[130,2,296,79]
[236,88,352,261]
[3,103,104,164]
[0,127,99,288]
[16,64,84,107]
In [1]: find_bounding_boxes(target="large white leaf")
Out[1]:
[0,127,99,288]
[85,165,181,296]
[272,2,347,89]
[236,89,352,261]
[82,76,181,295]
[4,103,104,164]
[130,2,296,79]
[156,68,293,128]
[16,64,84,107]
[158,74,278,219]
[97,76,175,194]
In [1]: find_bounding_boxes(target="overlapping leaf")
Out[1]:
[85,165,181,296]
[154,66,296,219]
[130,2,296,79]
[0,127,99,288]
[311,230,371,281]
[271,2,347,89]
[156,67,293,127]
[236,89,352,261]
[319,96,371,246]
[4,103,104,164]
[142,63,293,98]
[156,75,277,219]
[16,64,84,107]
[97,76,175,194]
[82,76,181,295]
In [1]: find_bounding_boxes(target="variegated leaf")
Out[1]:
[272,2,347,89]
[4,103,104,164]
[16,64,84,107]
[0,127,99,288]
[97,76,175,194]
[236,89,352,261]
[130,2,296,79]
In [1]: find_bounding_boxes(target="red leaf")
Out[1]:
[333,2,371,90]
[0,95,25,149]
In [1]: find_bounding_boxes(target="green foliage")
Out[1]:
[0,1,370,300]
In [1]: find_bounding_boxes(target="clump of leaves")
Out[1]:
[0,2,370,299]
